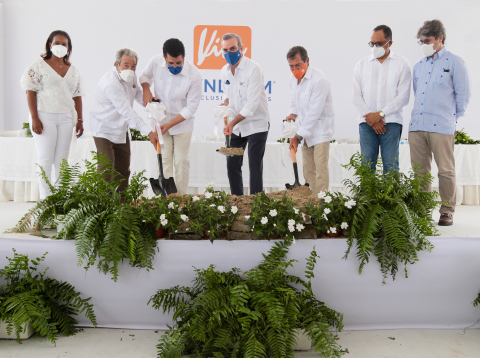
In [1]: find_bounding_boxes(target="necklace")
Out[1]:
[53,60,64,69]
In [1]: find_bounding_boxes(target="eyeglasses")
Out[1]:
[367,41,390,48]
[417,38,435,45]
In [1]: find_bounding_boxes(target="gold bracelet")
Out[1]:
[77,118,83,121]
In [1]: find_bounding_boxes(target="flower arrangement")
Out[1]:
[246,192,305,240]
[306,191,356,236]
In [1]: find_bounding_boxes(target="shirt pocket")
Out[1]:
[435,71,453,88]
[238,82,248,100]
[299,92,310,110]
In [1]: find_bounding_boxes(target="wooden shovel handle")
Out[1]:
[223,117,231,135]
[156,128,161,154]
[290,147,297,163]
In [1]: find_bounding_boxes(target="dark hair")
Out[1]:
[286,46,308,62]
[417,19,446,44]
[373,25,392,41]
[42,30,72,65]
[163,38,185,58]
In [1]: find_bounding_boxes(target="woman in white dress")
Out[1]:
[20,30,85,199]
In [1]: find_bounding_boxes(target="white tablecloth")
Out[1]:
[1,137,480,204]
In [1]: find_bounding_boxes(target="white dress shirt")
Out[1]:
[20,58,86,114]
[289,65,335,146]
[139,57,202,136]
[353,51,411,124]
[221,56,270,137]
[89,67,153,144]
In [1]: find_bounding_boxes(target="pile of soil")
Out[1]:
[228,185,314,216]
[218,147,244,155]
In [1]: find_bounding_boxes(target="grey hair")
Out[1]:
[115,48,138,65]
[222,33,242,48]
[417,19,446,44]
[286,46,308,62]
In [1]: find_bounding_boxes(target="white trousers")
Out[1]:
[31,111,73,199]
[162,131,192,195]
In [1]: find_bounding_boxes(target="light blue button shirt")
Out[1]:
[410,48,471,135]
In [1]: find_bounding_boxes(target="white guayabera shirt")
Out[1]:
[20,58,86,113]
[221,56,270,137]
[139,57,202,136]
[89,68,153,144]
[289,65,335,147]
[352,51,412,124]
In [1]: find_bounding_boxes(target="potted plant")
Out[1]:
[149,240,346,358]
[306,191,354,238]
[0,250,97,344]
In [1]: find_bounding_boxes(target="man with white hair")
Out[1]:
[220,33,270,195]
[409,19,471,226]
[90,48,158,192]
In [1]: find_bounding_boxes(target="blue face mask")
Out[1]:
[168,65,182,75]
[224,50,241,66]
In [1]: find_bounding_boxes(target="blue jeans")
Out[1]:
[359,122,402,172]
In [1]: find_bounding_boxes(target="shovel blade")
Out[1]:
[165,177,177,195]
[150,178,167,197]
[216,149,233,157]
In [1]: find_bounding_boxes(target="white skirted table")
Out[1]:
[1,137,480,204]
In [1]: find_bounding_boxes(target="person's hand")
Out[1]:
[143,87,153,107]
[224,121,234,135]
[148,131,159,148]
[286,114,297,122]
[372,121,386,135]
[289,135,300,152]
[76,121,84,138]
[364,112,383,126]
[160,123,170,135]
[220,98,229,106]
[31,117,43,135]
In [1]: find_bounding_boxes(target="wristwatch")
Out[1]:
[296,134,303,141]
[379,111,385,118]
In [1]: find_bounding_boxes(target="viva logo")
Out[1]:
[194,25,251,69]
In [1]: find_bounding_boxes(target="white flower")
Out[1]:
[345,199,357,209]
[288,225,295,232]
[180,214,189,222]
[322,213,328,220]
[296,223,305,232]
[324,196,332,203]
[261,216,268,225]
[217,224,221,229]
[294,208,299,214]
[175,230,178,233]
[292,237,296,244]
[207,181,215,188]
[178,207,182,212]
[302,213,306,221]
[161,219,168,226]
[269,209,278,217]
[244,215,250,220]
[192,196,200,202]
[274,223,277,227]
[341,222,349,230]
[330,227,337,234]
[324,208,331,215]
[160,214,166,220]
[218,205,225,213]
[317,191,326,199]
[168,202,175,209]
[210,204,216,207]
[231,206,238,214]
[327,229,330,234]
[204,192,213,199]
[288,219,295,226]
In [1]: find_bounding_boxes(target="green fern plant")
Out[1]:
[474,292,480,307]
[342,153,439,284]
[0,249,97,344]
[12,153,158,282]
[149,240,346,358]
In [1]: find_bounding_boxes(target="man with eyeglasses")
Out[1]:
[353,25,411,173]
[220,33,270,195]
[409,19,471,226]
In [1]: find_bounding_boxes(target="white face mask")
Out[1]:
[371,41,389,59]
[422,41,440,57]
[51,45,68,58]
[119,69,135,83]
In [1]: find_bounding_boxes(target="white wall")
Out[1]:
[2,0,479,140]
[0,4,5,130]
